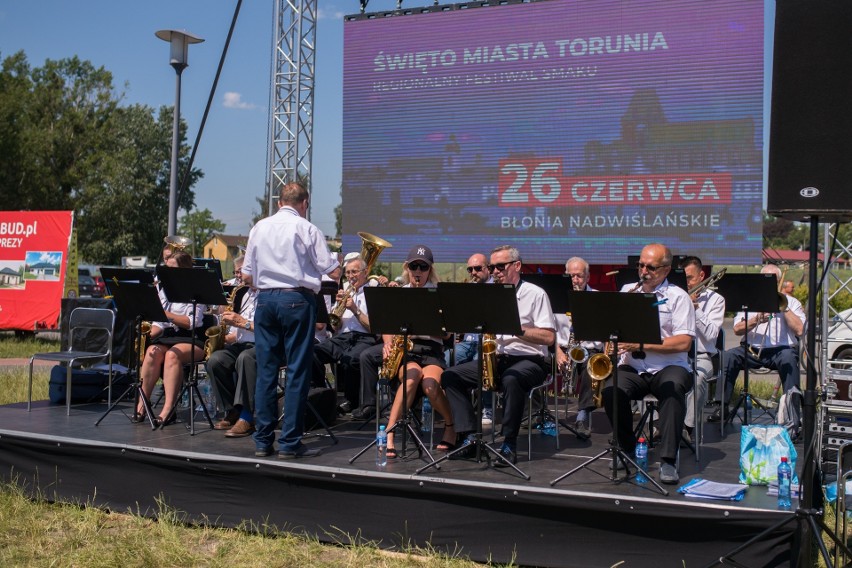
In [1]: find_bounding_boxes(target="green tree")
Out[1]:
[0,51,203,264]
[179,208,226,257]
[75,105,201,264]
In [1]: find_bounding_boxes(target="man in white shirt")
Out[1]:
[601,243,695,485]
[442,245,556,465]
[242,182,338,459]
[680,256,725,443]
[314,256,378,414]
[711,264,805,436]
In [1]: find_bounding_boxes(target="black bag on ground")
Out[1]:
[303,387,336,430]
[48,365,129,404]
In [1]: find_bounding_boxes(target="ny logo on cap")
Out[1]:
[417,247,426,255]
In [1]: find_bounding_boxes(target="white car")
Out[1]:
[827,308,852,363]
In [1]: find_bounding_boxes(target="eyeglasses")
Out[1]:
[566,273,585,279]
[344,269,362,276]
[466,265,485,273]
[636,262,670,272]
[408,262,430,272]
[488,261,516,272]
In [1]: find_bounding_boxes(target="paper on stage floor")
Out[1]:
[677,478,747,501]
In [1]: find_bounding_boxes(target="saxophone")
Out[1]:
[380,335,413,380]
[204,284,245,359]
[587,277,648,407]
[481,334,499,391]
[136,321,152,365]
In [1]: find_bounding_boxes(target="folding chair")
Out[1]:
[28,307,115,415]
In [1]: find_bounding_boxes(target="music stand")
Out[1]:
[348,287,444,466]
[521,274,587,440]
[100,267,155,295]
[714,273,781,429]
[193,258,223,282]
[156,266,228,434]
[416,283,527,478]
[94,282,166,428]
[549,291,667,495]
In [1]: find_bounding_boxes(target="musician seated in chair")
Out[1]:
[680,256,725,444]
[136,251,207,428]
[441,245,556,465]
[206,257,259,438]
[709,264,805,437]
[598,243,694,485]
[378,245,454,459]
[312,256,379,415]
[554,256,601,437]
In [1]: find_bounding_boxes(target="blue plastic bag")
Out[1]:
[739,425,799,485]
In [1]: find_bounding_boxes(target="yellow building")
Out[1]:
[202,234,248,277]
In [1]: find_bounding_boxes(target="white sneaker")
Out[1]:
[481,408,493,425]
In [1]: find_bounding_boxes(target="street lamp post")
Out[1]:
[155,29,204,236]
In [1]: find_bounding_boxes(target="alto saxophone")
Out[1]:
[587,277,647,407]
[136,321,152,365]
[380,335,413,380]
[204,284,245,359]
[481,334,499,391]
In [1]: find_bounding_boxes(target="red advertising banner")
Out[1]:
[0,211,74,331]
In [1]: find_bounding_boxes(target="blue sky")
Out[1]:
[1,1,774,240]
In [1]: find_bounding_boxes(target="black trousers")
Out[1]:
[313,332,378,406]
[206,342,256,413]
[442,355,548,446]
[601,364,693,462]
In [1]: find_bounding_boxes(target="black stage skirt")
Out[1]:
[406,339,446,369]
[151,327,205,349]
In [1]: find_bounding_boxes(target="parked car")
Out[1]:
[92,275,106,297]
[827,308,852,363]
[78,275,99,298]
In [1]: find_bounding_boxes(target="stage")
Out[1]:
[0,396,795,567]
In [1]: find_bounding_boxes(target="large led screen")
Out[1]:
[342,0,764,264]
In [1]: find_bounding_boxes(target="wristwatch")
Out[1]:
[244,321,251,330]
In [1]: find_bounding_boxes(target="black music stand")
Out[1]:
[522,274,587,440]
[193,258,223,281]
[348,287,444,465]
[156,266,227,434]
[715,273,781,429]
[416,283,527,478]
[94,282,166,428]
[549,291,668,495]
[100,267,155,295]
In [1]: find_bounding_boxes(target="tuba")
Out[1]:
[164,235,191,253]
[481,334,499,391]
[328,232,392,328]
[380,334,413,380]
[204,284,245,359]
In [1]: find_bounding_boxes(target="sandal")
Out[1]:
[386,447,398,459]
[436,423,456,452]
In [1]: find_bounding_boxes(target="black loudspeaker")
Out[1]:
[767,0,852,221]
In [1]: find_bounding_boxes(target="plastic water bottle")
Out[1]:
[421,397,433,433]
[635,437,648,484]
[376,425,388,467]
[745,397,753,423]
[542,415,557,437]
[777,456,792,510]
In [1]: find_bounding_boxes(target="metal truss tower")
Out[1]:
[266,0,317,215]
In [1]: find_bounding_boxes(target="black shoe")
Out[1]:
[493,443,517,467]
[707,406,730,423]
[255,446,274,458]
[449,435,476,460]
[278,445,322,460]
[337,401,353,415]
[351,405,376,420]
